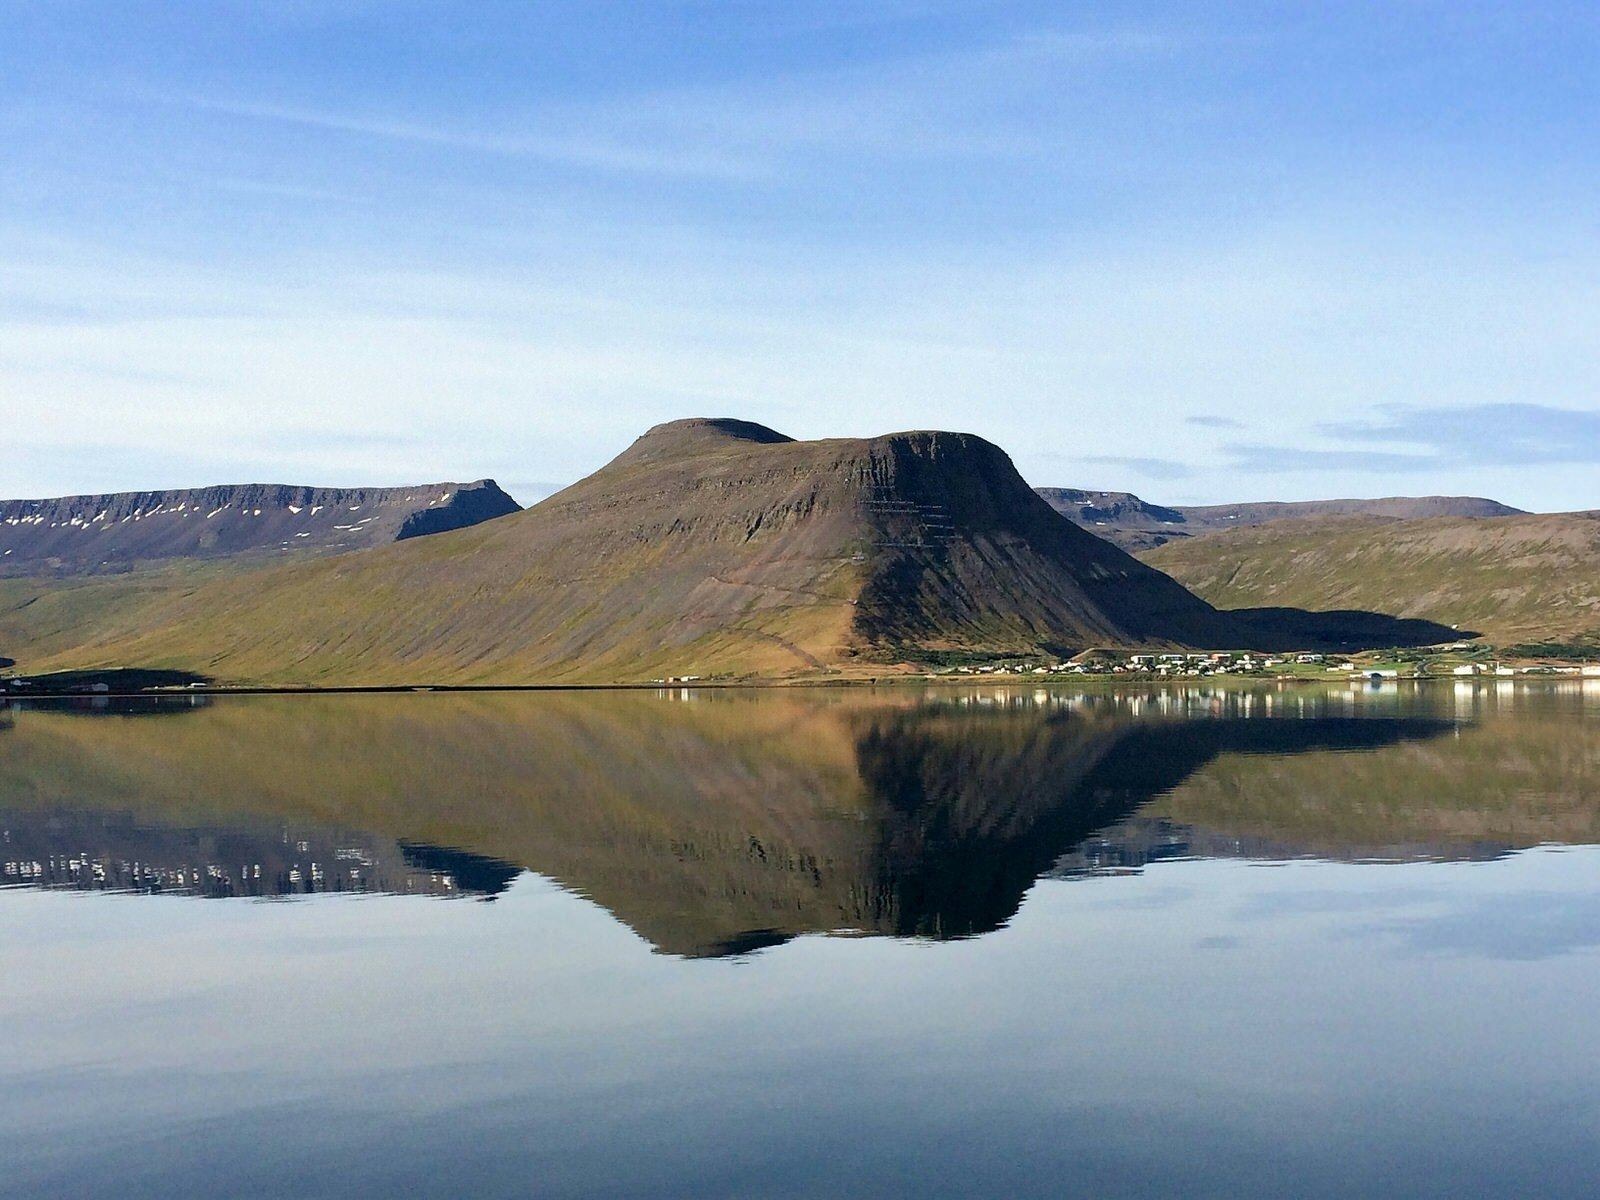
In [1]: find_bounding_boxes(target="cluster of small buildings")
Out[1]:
[941,653,1280,677]
[1124,652,1279,676]
[928,649,1600,680]
[944,662,1079,676]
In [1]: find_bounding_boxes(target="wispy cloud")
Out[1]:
[1365,890,1600,961]
[1325,403,1600,465]
[138,17,1196,189]
[1080,455,1195,480]
[1185,414,1242,429]
[1224,403,1600,473]
[1220,445,1436,473]
[159,93,770,181]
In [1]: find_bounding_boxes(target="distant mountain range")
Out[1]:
[1036,488,1526,553]
[0,479,521,576]
[1,420,1590,683]
[3,419,1256,684]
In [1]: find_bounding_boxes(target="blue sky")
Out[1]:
[4,1,1597,509]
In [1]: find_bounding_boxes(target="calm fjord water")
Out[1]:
[2,683,1598,1198]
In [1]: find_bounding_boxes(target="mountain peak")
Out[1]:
[614,417,796,466]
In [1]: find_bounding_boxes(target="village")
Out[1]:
[930,648,1600,680]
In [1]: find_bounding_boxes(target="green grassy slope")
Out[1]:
[1140,511,1600,644]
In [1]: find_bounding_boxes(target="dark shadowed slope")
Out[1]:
[0,479,521,576]
[1037,488,1524,552]
[9,419,1247,684]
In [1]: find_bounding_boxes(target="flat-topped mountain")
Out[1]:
[1034,488,1189,552]
[1182,495,1524,524]
[10,418,1248,684]
[1038,489,1525,552]
[0,479,521,576]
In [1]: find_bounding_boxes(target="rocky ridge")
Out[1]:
[1037,488,1525,552]
[0,479,522,576]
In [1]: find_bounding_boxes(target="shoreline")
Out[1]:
[6,671,1596,701]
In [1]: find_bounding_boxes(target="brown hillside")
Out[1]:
[7,419,1244,685]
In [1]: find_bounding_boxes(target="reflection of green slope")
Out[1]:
[3,688,1586,956]
[1048,690,1600,873]
[1146,703,1600,855]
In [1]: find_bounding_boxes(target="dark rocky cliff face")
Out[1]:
[846,432,1240,651]
[395,482,524,540]
[0,479,521,576]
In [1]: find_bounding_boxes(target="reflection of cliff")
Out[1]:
[0,688,1590,956]
[851,712,1462,937]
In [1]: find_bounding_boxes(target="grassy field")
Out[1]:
[1141,511,1600,646]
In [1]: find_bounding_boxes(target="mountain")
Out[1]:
[1181,495,1525,524]
[1140,510,1600,644]
[1034,488,1189,552]
[1037,489,1525,552]
[6,419,1249,684]
[0,479,522,577]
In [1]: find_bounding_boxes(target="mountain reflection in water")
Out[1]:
[2,684,1596,957]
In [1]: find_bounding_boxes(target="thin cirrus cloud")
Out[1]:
[1220,446,1440,474]
[1223,403,1600,473]
[141,22,1193,191]
[1326,403,1600,464]
[161,94,769,182]
[1079,455,1195,481]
